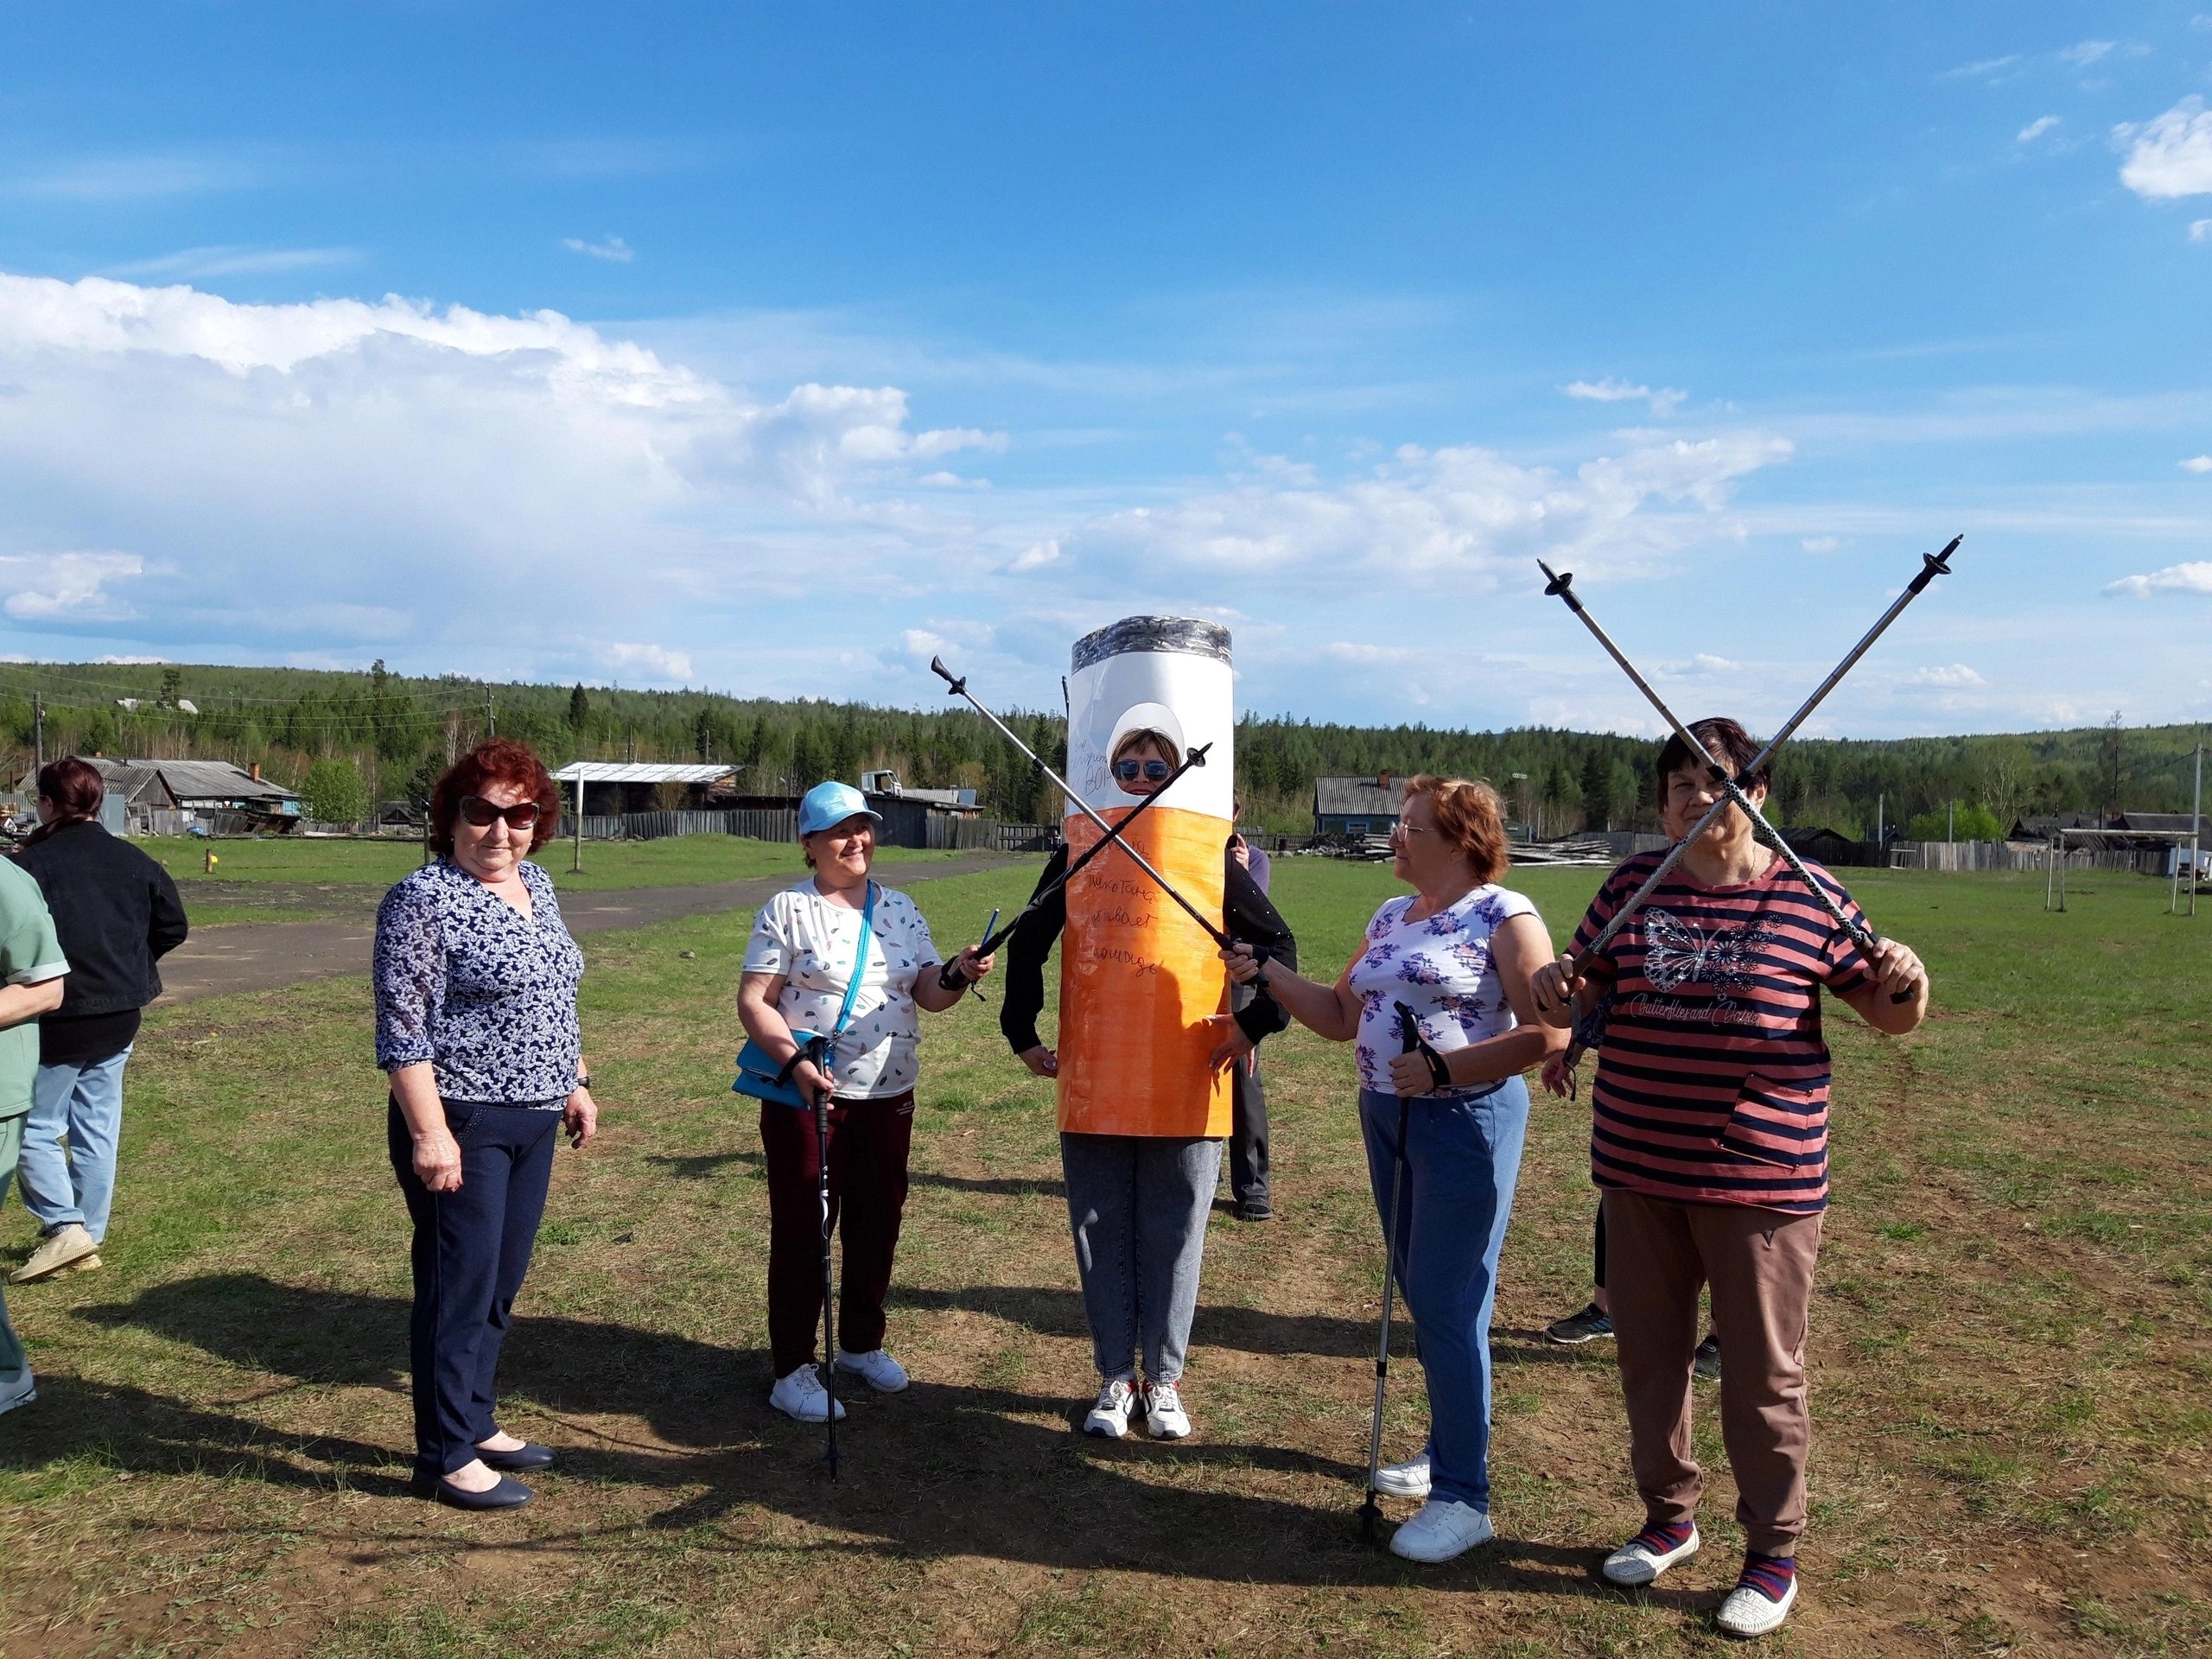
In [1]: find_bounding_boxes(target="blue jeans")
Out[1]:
[1,1114,29,1390]
[1358,1078,1530,1512]
[18,1047,134,1243]
[1060,1132,1223,1384]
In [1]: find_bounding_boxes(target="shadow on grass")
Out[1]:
[648,1145,1065,1198]
[49,1272,1657,1596]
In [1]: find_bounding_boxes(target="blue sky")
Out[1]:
[0,3,2206,738]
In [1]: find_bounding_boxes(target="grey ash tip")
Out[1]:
[1071,616,1233,673]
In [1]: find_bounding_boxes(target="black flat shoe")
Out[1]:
[413,1472,534,1510]
[476,1440,556,1471]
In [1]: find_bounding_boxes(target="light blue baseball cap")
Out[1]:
[798,780,882,838]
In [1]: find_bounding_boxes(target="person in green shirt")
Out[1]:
[0,856,70,1414]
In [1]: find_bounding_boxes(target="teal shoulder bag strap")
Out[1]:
[734,881,875,1108]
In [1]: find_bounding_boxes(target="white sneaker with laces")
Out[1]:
[10,1223,96,1284]
[1716,1573,1798,1637]
[768,1364,848,1422]
[1084,1376,1136,1439]
[1389,1498,1495,1562]
[0,1369,34,1416]
[1374,1451,1432,1499]
[1143,1379,1192,1440]
[1602,1523,1701,1586]
[835,1347,910,1393]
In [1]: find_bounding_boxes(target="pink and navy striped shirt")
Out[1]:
[1570,849,1872,1213]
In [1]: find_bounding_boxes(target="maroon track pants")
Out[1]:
[760,1091,915,1377]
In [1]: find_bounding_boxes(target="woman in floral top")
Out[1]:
[374,739,597,1512]
[1224,774,1561,1564]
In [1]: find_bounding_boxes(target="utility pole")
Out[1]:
[32,692,42,770]
[486,687,496,739]
[1876,791,1884,848]
[2191,739,2202,919]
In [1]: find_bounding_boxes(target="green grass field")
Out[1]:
[1,858,2205,1657]
[143,836,977,927]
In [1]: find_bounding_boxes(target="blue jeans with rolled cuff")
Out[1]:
[18,1046,134,1243]
[388,1097,560,1481]
[1357,1077,1530,1513]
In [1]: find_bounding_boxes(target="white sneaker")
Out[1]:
[1374,1451,1432,1499]
[1389,1498,1495,1562]
[1084,1376,1136,1439]
[10,1223,96,1284]
[768,1364,847,1422]
[1142,1379,1192,1440]
[835,1347,910,1393]
[1716,1572,1798,1637]
[1602,1522,1701,1586]
[0,1370,34,1416]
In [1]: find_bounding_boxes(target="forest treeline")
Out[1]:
[0,659,2199,837]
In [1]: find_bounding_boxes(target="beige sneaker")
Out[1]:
[65,1254,102,1275]
[10,1223,98,1284]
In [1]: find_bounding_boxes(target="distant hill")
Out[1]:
[0,658,2197,837]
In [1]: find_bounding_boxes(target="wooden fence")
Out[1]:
[1889,839,2165,875]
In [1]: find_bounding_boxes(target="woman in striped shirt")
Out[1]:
[1534,717,1927,1640]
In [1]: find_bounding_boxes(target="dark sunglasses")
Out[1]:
[458,796,543,830]
[1114,759,1173,783]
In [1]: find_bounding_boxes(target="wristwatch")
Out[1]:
[575,1072,592,1091]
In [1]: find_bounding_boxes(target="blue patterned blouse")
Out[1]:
[373,859,584,1106]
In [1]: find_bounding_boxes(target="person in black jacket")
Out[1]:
[9,758,188,1284]
[1000,728,1296,1441]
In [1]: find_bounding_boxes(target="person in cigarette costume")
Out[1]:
[1000,618,1297,1442]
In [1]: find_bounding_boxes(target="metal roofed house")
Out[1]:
[550,761,742,817]
[1314,773,1410,838]
[58,757,304,834]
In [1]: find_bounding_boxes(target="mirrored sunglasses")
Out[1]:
[1114,760,1173,783]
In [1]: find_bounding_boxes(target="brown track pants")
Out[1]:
[1602,1187,1823,1557]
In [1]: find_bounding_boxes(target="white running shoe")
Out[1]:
[1142,1379,1192,1440]
[1374,1451,1432,1499]
[1084,1376,1136,1439]
[1602,1522,1701,1586]
[1389,1498,1495,1562]
[835,1347,910,1393]
[10,1223,96,1284]
[768,1364,847,1422]
[0,1369,35,1417]
[1716,1572,1798,1637]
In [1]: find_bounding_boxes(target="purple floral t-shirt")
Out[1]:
[1346,885,1541,1096]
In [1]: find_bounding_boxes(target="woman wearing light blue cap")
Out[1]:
[737,780,993,1422]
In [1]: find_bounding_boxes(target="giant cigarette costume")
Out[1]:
[1056,616,1240,1136]
[997,616,1296,1435]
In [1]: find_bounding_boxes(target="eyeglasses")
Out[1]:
[458,796,543,830]
[1114,759,1173,783]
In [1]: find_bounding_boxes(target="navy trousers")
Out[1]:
[389,1098,559,1480]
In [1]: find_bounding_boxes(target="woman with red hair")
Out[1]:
[1224,774,1563,1563]
[374,738,598,1511]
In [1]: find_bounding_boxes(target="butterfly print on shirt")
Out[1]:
[1641,908,1774,998]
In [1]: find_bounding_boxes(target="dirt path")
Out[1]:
[156,856,1017,1003]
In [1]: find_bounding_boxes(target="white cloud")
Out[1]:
[1689,653,1741,673]
[2104,561,2212,597]
[1324,641,1412,663]
[1067,430,1791,583]
[601,642,694,681]
[6,153,266,202]
[2183,455,2212,473]
[1941,54,2020,81]
[2057,41,2113,68]
[0,270,1011,658]
[1009,540,1061,572]
[105,246,357,279]
[2118,99,2212,200]
[1801,535,1841,553]
[2191,219,2212,242]
[1564,377,1687,416]
[562,235,634,264]
[2018,115,2061,143]
[0,550,145,620]
[1910,664,1986,687]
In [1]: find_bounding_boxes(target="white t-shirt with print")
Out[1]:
[1346,885,1541,1097]
[743,879,940,1099]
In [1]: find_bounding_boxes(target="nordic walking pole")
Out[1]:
[1362,1001,1425,1545]
[936,740,1215,992]
[806,1035,840,1478]
[930,657,1242,957]
[1537,559,1931,1002]
[1554,535,1961,981]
